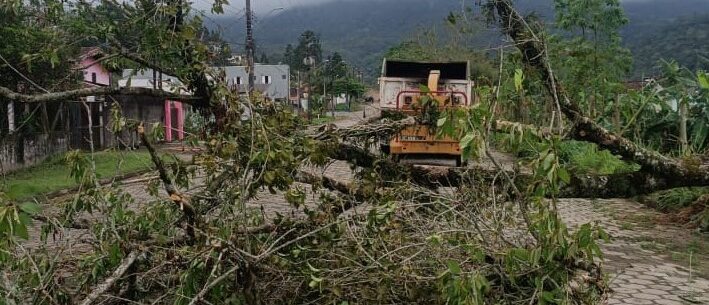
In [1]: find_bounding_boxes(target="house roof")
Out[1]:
[119,69,189,95]
[76,47,122,72]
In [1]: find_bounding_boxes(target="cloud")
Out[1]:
[194,0,338,14]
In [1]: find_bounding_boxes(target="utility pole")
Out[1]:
[245,0,255,94]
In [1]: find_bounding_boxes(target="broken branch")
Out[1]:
[78,251,141,305]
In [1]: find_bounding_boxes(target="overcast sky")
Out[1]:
[201,0,656,15]
[195,0,332,14]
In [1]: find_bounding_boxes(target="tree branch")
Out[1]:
[0,85,200,104]
[138,124,198,238]
[78,251,141,305]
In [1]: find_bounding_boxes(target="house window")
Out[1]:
[236,77,243,85]
[91,72,97,84]
[282,74,287,80]
[262,75,271,84]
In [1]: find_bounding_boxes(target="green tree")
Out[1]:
[551,0,632,119]
[283,43,295,67]
[292,30,322,71]
[384,28,496,82]
[325,52,348,78]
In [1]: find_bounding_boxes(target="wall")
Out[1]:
[80,56,111,86]
[104,95,167,148]
[0,133,70,174]
[222,65,291,100]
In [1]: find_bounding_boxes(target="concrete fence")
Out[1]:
[0,132,70,174]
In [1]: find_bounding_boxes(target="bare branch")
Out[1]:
[78,251,141,305]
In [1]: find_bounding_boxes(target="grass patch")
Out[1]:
[495,133,639,176]
[334,102,363,112]
[557,141,640,175]
[310,115,336,125]
[1,150,156,200]
[638,187,709,212]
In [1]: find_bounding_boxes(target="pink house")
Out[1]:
[80,47,187,145]
[80,48,111,87]
[76,48,113,149]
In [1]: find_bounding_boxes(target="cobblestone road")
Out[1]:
[559,199,709,304]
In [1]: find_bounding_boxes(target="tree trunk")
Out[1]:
[328,140,705,198]
[613,94,621,134]
[679,100,688,154]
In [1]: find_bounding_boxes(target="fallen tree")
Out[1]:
[486,0,709,188]
[326,139,687,198]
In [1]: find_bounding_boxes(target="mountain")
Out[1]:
[621,1,709,77]
[213,0,709,78]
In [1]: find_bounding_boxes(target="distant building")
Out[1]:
[220,64,290,101]
[73,48,115,150]
[115,69,190,144]
[1,47,116,173]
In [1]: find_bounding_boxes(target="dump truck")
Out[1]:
[379,59,474,166]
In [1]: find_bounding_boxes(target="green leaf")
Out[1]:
[446,260,461,275]
[698,71,709,89]
[308,274,323,288]
[437,116,447,127]
[514,68,525,92]
[541,291,556,302]
[541,152,555,171]
[14,215,29,240]
[19,202,41,215]
[557,167,571,184]
[460,133,475,149]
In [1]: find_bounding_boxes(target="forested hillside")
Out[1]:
[215,0,709,78]
[624,13,709,77]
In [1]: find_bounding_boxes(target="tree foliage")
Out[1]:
[551,0,632,119]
